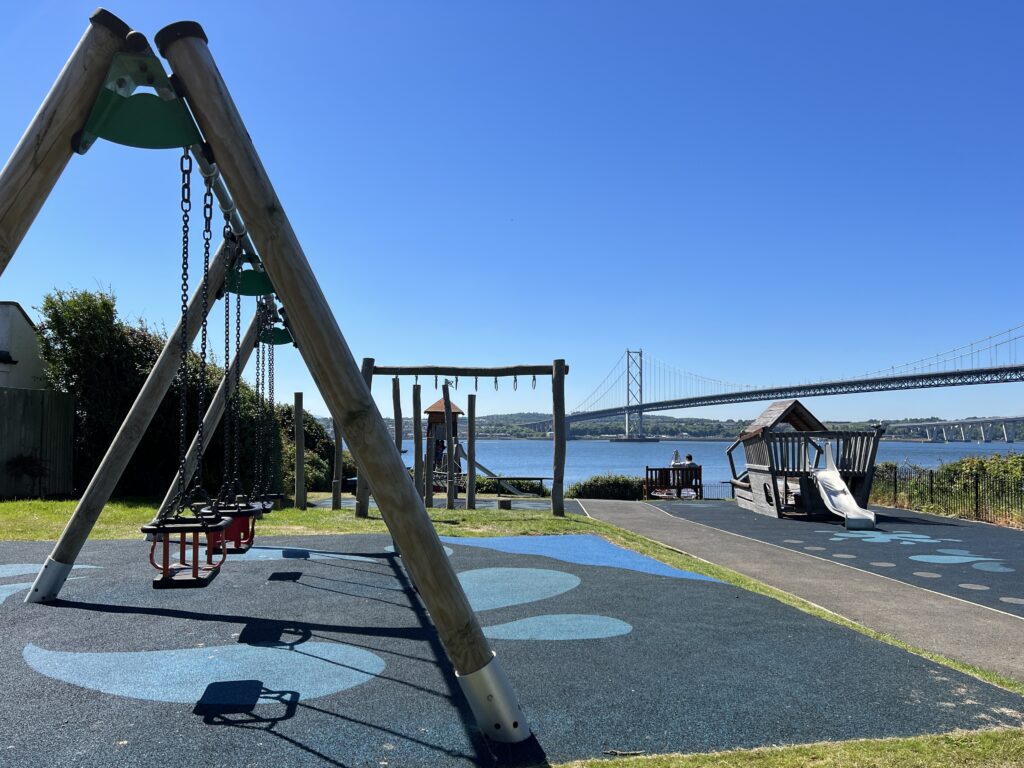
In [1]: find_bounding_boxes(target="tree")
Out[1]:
[35,288,284,499]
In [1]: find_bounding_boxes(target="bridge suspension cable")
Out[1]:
[642,352,753,404]
[855,322,1024,380]
[571,351,626,414]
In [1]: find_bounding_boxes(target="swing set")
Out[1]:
[0,9,533,745]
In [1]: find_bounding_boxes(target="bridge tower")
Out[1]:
[625,349,644,438]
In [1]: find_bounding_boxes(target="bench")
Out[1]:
[644,465,703,500]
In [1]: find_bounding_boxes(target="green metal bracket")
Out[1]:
[260,327,294,346]
[76,51,201,154]
[225,267,275,296]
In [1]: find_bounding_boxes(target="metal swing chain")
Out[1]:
[219,222,237,507]
[231,288,243,495]
[252,302,265,498]
[172,149,192,517]
[267,321,277,494]
[190,175,214,500]
[513,375,518,391]
[532,375,537,390]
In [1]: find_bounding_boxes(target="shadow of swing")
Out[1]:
[193,679,298,724]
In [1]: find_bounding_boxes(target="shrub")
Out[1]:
[566,473,645,500]
[473,476,550,497]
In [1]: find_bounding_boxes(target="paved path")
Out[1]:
[579,499,1024,682]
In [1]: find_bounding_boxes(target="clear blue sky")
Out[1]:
[2,1,1022,423]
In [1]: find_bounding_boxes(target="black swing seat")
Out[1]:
[141,516,231,589]
[141,515,231,538]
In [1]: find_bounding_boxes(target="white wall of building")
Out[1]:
[0,302,46,389]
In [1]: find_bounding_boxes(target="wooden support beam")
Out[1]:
[27,242,230,601]
[294,392,306,509]
[160,27,530,739]
[374,364,567,377]
[424,422,435,508]
[443,381,456,510]
[355,357,374,518]
[332,419,343,510]
[412,384,423,500]
[0,10,129,277]
[467,394,477,510]
[552,358,567,516]
[156,311,259,517]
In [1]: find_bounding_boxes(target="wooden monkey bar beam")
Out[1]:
[373,364,568,377]
[0,9,129,277]
[157,22,531,743]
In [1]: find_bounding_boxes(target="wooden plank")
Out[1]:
[374,364,568,377]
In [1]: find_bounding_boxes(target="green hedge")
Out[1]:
[473,476,550,497]
[566,473,645,500]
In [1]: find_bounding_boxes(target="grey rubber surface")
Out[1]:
[650,500,1024,615]
[2,534,1022,767]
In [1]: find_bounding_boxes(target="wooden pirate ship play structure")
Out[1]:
[727,400,884,529]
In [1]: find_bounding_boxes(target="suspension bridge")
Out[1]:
[517,324,1024,436]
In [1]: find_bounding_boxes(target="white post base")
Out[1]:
[24,557,73,603]
[456,654,531,743]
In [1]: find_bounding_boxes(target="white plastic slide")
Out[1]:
[812,444,876,530]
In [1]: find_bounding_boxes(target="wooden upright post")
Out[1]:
[0,10,129,277]
[392,377,403,453]
[332,419,343,510]
[412,383,423,501]
[443,382,456,510]
[424,422,435,508]
[294,392,306,509]
[552,358,567,516]
[160,26,530,743]
[467,394,477,510]
[27,242,230,602]
[355,357,374,518]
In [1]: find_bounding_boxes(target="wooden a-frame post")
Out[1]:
[155,312,259,517]
[158,22,530,743]
[0,10,129,277]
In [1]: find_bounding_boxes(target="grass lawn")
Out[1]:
[1,497,1022,767]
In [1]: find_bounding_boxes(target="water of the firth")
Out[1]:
[398,439,1016,487]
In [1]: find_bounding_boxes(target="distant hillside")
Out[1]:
[315,412,944,441]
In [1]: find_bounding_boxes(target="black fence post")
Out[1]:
[974,473,980,519]
[929,470,934,503]
[893,466,898,507]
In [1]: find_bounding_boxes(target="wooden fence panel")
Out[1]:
[0,387,74,497]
